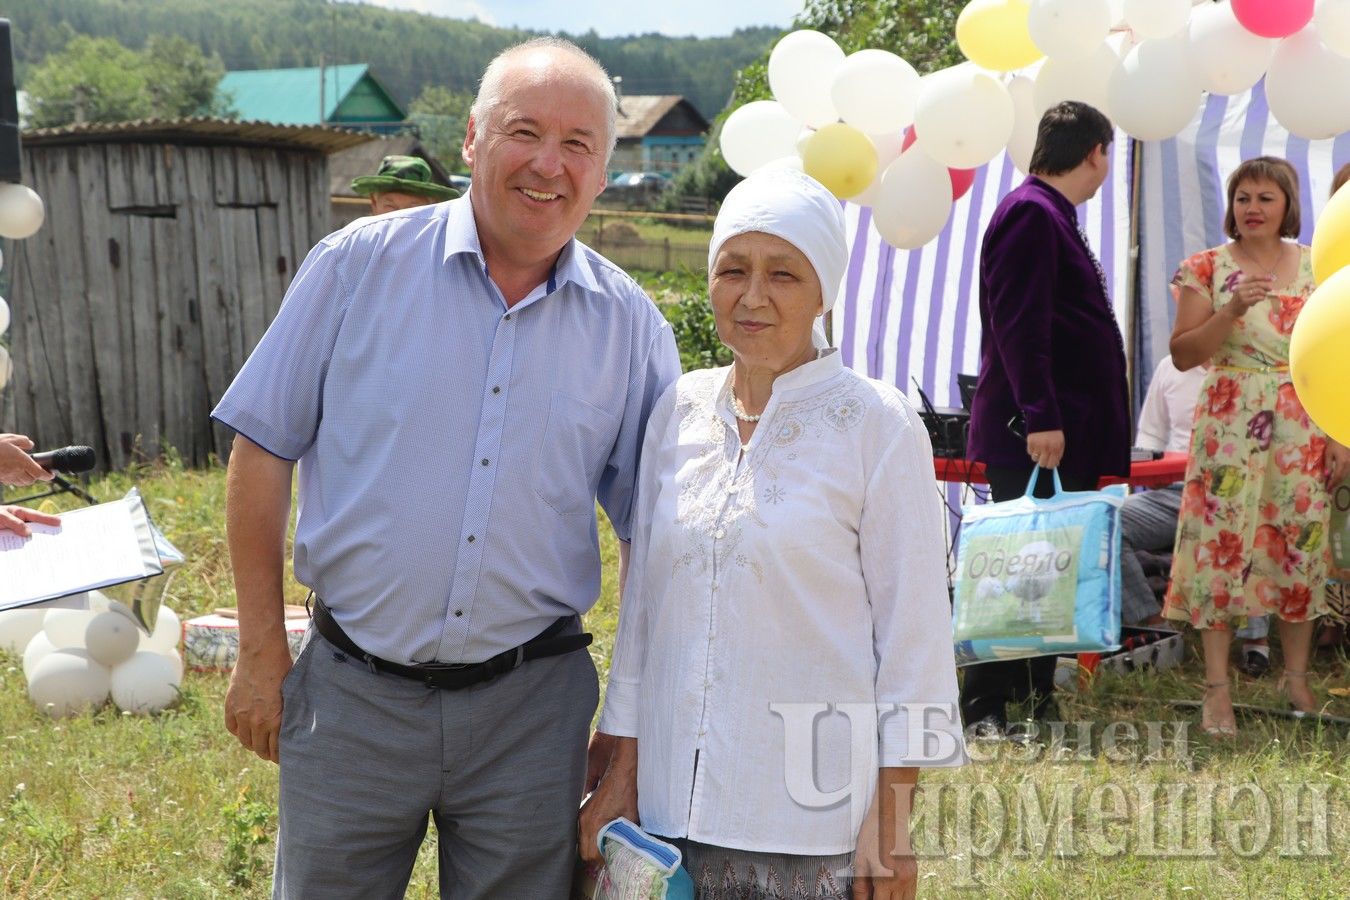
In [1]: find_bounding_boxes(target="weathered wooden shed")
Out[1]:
[1,118,373,470]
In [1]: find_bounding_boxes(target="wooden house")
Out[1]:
[1,117,372,470]
[611,95,709,175]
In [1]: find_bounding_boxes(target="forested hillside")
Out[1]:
[6,0,779,119]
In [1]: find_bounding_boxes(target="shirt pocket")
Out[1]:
[534,390,621,517]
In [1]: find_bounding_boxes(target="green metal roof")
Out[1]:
[217,65,406,127]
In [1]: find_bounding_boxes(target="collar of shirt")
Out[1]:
[1024,175,1078,222]
[713,348,844,430]
[440,195,603,302]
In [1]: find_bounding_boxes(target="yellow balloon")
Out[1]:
[1290,266,1350,445]
[956,0,1043,73]
[801,123,879,200]
[1312,180,1350,285]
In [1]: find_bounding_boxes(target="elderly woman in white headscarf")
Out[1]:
[578,166,966,900]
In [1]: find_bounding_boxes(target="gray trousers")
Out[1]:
[1119,486,1182,625]
[1121,486,1267,639]
[273,626,598,900]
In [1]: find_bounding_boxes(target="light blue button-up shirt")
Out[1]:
[212,196,680,664]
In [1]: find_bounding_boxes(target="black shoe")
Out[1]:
[1239,650,1271,678]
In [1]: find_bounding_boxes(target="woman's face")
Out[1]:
[709,232,822,373]
[1232,177,1288,241]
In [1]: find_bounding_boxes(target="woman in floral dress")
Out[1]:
[1165,157,1350,735]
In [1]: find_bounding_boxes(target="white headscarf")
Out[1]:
[707,166,848,345]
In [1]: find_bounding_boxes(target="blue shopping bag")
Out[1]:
[951,468,1124,665]
[580,817,694,900]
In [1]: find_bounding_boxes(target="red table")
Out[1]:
[933,452,1188,488]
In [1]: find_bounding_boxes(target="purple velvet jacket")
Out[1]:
[966,176,1130,478]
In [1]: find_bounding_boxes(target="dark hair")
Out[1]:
[1028,101,1114,176]
[1223,156,1300,240]
[1333,161,1350,197]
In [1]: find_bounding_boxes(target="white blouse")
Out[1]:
[598,350,967,856]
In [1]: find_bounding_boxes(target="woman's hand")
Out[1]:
[0,505,60,538]
[1222,273,1273,319]
[577,735,639,867]
[1325,439,1350,487]
[852,768,918,900]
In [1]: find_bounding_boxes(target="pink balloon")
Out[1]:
[903,127,977,202]
[1232,0,1314,39]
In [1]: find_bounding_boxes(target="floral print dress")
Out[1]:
[1164,243,1331,628]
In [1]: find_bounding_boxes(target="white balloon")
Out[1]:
[850,131,907,207]
[0,345,10,392]
[1317,0,1350,57]
[1266,27,1350,140]
[1034,41,1120,115]
[1122,0,1191,40]
[1006,75,1040,175]
[872,147,954,250]
[43,607,95,650]
[1107,34,1202,141]
[720,101,807,177]
[146,606,182,653]
[0,296,9,337]
[1188,1,1277,96]
[85,611,142,668]
[0,606,46,654]
[913,65,1015,169]
[160,647,185,681]
[22,632,58,680]
[0,183,45,240]
[830,49,921,136]
[795,127,815,157]
[110,650,182,715]
[1029,0,1112,61]
[27,649,110,718]
[1108,0,1127,25]
[768,30,846,128]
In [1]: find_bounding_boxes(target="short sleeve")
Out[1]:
[1171,250,1216,305]
[210,238,354,460]
[597,318,681,541]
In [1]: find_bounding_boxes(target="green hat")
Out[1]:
[351,155,460,201]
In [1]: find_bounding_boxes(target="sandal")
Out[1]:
[1201,680,1237,737]
[1279,669,1318,715]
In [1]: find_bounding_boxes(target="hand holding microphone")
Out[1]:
[0,434,96,486]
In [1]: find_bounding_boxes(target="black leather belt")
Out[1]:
[311,598,593,690]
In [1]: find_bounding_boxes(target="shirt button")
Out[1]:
[481,458,490,466]
[713,528,726,540]
[467,535,476,543]
[727,484,740,494]
[492,386,501,394]
[504,313,513,321]
[454,610,464,618]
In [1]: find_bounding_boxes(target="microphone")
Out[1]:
[31,445,96,474]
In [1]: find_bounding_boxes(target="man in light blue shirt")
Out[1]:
[214,38,680,898]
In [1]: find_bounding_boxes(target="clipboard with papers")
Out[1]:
[0,488,167,613]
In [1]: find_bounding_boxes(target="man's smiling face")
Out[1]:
[463,51,610,265]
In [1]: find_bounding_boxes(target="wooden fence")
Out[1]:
[1,140,330,470]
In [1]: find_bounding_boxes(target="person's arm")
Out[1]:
[1326,438,1350,487]
[583,536,629,793]
[982,202,1065,467]
[577,735,639,866]
[1170,278,1270,371]
[853,767,919,900]
[0,434,52,486]
[223,434,296,764]
[0,505,60,536]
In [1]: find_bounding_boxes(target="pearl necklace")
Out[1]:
[731,393,762,423]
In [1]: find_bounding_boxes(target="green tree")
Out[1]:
[24,33,233,127]
[24,36,150,127]
[408,85,474,171]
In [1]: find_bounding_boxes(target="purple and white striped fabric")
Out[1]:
[1135,79,1350,402]
[835,80,1350,416]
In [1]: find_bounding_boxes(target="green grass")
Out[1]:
[2,462,1349,897]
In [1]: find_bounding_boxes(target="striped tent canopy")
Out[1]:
[834,80,1350,415]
